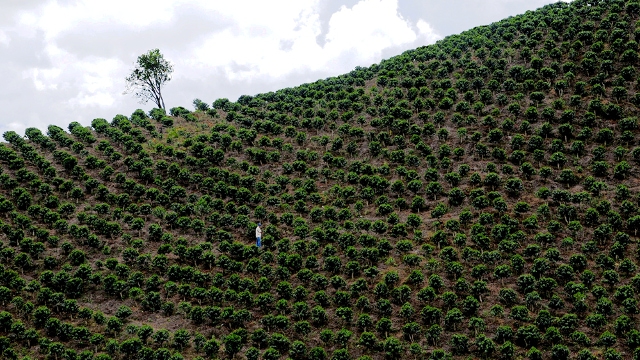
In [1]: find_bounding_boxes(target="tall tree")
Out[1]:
[125,49,173,109]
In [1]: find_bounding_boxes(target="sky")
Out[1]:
[0,0,570,136]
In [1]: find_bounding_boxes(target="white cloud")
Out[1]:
[26,67,60,91]
[3,121,26,131]
[0,30,9,46]
[19,0,178,40]
[2,0,447,135]
[67,57,123,108]
[22,42,122,106]
[17,0,440,105]
[324,0,417,58]
[416,19,440,43]
[68,92,116,108]
[190,0,440,82]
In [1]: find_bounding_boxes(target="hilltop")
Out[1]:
[2,0,640,359]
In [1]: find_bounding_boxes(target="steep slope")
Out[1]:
[2,0,640,359]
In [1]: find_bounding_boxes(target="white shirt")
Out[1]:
[256,226,262,238]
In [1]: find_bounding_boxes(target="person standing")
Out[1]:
[255,222,262,248]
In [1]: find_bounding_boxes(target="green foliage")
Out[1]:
[125,49,173,109]
[3,2,640,359]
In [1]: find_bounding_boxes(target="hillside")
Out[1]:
[2,0,640,359]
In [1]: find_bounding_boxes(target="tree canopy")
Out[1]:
[125,49,173,109]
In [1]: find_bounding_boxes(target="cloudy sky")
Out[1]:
[0,0,568,136]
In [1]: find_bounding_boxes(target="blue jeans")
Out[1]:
[256,237,261,247]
